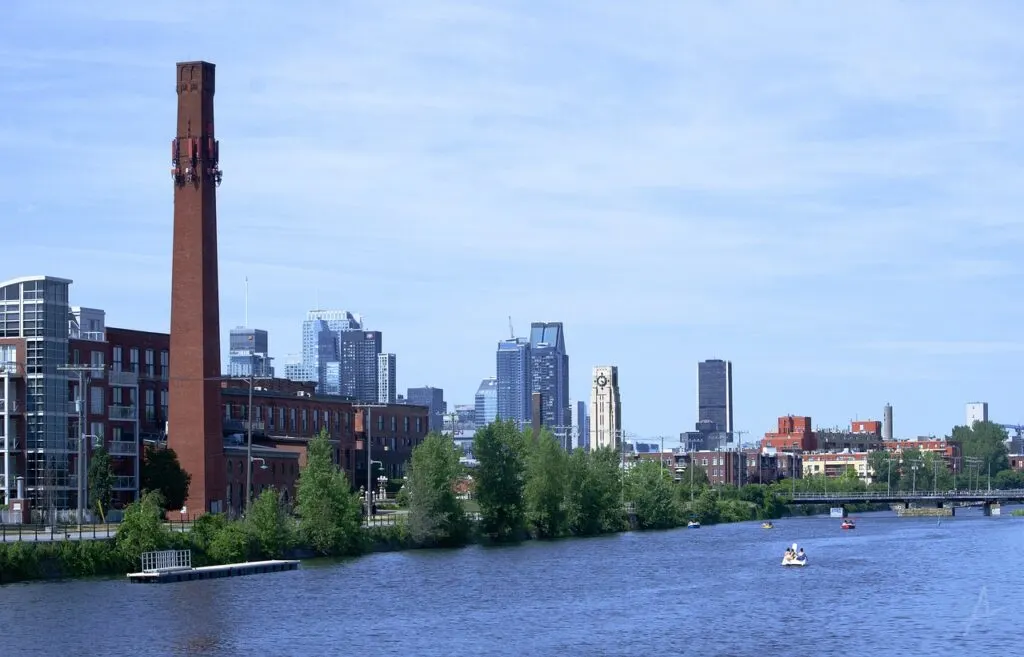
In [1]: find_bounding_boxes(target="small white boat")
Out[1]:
[781,542,807,567]
[687,520,701,529]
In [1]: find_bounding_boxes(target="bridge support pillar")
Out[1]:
[983,502,1001,517]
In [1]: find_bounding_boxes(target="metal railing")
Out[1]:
[108,370,138,386]
[140,549,193,573]
[108,441,138,456]
[788,489,1024,501]
[108,405,137,421]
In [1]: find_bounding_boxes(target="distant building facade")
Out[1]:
[474,377,497,427]
[496,337,531,429]
[576,400,590,451]
[529,322,570,430]
[377,353,396,404]
[406,386,446,433]
[284,310,381,401]
[590,366,621,450]
[966,402,988,427]
[228,327,274,378]
[697,359,733,436]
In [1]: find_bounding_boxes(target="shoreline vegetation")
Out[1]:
[1,420,1018,585]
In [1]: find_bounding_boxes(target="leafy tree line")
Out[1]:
[403,420,790,544]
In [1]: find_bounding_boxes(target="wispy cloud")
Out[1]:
[4,1,1024,435]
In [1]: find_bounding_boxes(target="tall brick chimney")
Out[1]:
[167,61,225,515]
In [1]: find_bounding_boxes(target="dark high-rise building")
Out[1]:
[697,359,733,435]
[336,330,381,401]
[529,322,569,431]
[168,60,226,515]
[407,386,446,433]
[496,337,531,430]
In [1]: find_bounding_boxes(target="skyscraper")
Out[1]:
[377,353,396,404]
[576,400,590,451]
[474,377,497,426]
[697,359,733,435]
[590,366,621,450]
[284,309,381,401]
[529,322,569,430]
[407,386,446,433]
[227,327,274,378]
[496,337,531,430]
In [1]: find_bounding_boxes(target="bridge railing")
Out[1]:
[788,489,1024,500]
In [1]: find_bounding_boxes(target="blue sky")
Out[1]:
[4,1,1024,441]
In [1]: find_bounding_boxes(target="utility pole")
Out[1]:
[58,364,102,530]
[356,403,387,518]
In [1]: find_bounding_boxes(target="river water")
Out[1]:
[1,508,1021,657]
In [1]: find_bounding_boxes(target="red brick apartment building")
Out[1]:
[761,415,817,452]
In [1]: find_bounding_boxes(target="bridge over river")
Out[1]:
[788,488,1024,515]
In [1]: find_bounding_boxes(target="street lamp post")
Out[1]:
[240,354,270,515]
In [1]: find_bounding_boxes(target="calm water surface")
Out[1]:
[1,508,1021,656]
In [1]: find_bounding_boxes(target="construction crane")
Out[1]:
[997,424,1024,455]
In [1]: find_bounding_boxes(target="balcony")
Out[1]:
[108,370,138,387]
[0,436,14,451]
[113,476,136,490]
[0,399,22,413]
[0,361,22,377]
[108,405,138,421]
[108,441,138,456]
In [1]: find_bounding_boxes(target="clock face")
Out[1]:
[596,374,608,387]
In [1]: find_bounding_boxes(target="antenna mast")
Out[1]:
[508,316,514,339]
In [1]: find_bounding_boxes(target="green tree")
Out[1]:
[994,469,1024,489]
[868,451,901,491]
[691,489,720,525]
[524,428,569,538]
[472,420,528,541]
[88,447,115,517]
[624,460,679,529]
[208,522,258,564]
[953,421,1010,481]
[405,433,470,547]
[140,445,191,511]
[115,490,172,564]
[294,430,362,556]
[248,488,293,558]
[564,447,625,535]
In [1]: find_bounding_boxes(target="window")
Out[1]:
[160,350,169,380]
[403,417,410,432]
[91,350,105,372]
[289,408,296,431]
[129,348,139,373]
[112,387,123,405]
[391,416,397,431]
[112,346,122,372]
[145,349,154,377]
[377,415,384,432]
[90,387,104,415]
[160,390,168,422]
[145,389,155,422]
[301,409,308,433]
[72,348,80,364]
[415,418,422,433]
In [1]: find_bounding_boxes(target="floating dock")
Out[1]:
[127,549,299,584]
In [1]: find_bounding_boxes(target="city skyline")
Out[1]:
[5,3,1024,437]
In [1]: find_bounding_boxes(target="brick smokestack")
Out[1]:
[167,61,226,515]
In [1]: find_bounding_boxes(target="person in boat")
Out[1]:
[797,548,806,560]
